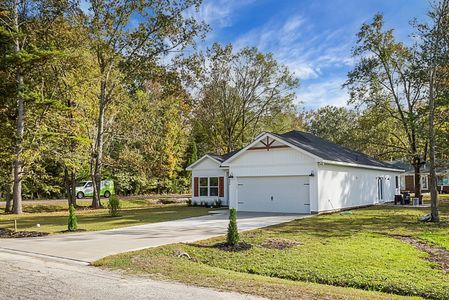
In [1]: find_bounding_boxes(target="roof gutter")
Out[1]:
[320,160,404,172]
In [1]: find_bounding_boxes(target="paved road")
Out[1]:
[0,211,306,263]
[0,251,263,300]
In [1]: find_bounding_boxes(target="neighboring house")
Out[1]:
[390,160,449,194]
[186,131,403,214]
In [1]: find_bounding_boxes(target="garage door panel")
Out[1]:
[237,176,310,213]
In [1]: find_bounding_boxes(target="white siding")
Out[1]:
[317,163,400,212]
[191,157,228,205]
[228,148,316,176]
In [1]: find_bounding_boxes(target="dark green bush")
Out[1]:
[108,195,121,217]
[68,204,78,231]
[227,208,239,245]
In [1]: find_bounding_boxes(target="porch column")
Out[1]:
[229,176,238,210]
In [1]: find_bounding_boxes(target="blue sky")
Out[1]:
[192,0,428,110]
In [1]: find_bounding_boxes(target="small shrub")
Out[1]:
[227,208,239,245]
[108,195,121,217]
[187,198,192,206]
[68,204,78,231]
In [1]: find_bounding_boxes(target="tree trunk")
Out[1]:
[91,80,106,208]
[66,98,77,207]
[65,167,76,207]
[70,169,76,206]
[413,158,421,199]
[12,0,23,215]
[428,69,439,222]
[4,166,14,213]
[4,193,12,213]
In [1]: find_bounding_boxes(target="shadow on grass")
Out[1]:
[0,205,211,232]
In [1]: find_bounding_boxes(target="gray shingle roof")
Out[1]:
[216,130,402,170]
[389,160,449,174]
[207,149,240,163]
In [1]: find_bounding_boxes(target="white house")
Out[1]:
[390,160,449,194]
[186,131,403,214]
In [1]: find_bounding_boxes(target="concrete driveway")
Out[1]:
[0,211,307,263]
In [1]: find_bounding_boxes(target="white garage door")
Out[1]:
[237,176,310,213]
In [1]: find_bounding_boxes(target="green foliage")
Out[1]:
[107,195,121,217]
[304,105,405,160]
[67,204,78,231]
[108,82,191,195]
[227,208,239,245]
[305,106,359,148]
[344,14,427,164]
[188,139,199,167]
[191,43,299,153]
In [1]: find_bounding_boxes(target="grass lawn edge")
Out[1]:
[93,245,422,300]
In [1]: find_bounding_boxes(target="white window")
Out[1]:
[209,177,219,196]
[199,177,219,197]
[421,175,428,189]
[199,177,208,196]
[400,175,405,190]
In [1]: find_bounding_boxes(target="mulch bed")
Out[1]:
[395,235,449,273]
[261,238,302,250]
[215,242,253,252]
[0,228,49,238]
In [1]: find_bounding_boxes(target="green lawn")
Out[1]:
[0,200,212,234]
[95,195,449,300]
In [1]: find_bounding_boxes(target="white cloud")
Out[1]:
[296,78,350,109]
[233,15,355,82]
[230,12,357,109]
[282,16,304,33]
[183,2,359,110]
[190,0,256,32]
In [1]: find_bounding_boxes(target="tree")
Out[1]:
[304,106,406,161]
[192,43,299,153]
[108,69,192,194]
[0,0,78,213]
[188,139,199,167]
[305,106,359,148]
[344,14,428,198]
[417,0,449,222]
[83,0,207,207]
[227,208,239,246]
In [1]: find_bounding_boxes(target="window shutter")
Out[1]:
[219,177,224,197]
[194,177,199,197]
